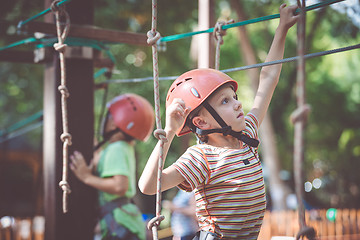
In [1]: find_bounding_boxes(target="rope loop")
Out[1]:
[50,0,63,13]
[153,129,168,142]
[59,180,71,194]
[147,215,165,230]
[60,133,72,145]
[58,85,70,98]
[213,19,234,45]
[290,104,311,124]
[214,19,234,70]
[147,30,161,45]
[51,0,71,43]
[296,226,316,240]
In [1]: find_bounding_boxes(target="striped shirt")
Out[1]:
[173,113,266,239]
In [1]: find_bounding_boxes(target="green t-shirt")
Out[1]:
[97,141,145,240]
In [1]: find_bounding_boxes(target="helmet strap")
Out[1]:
[93,128,121,151]
[202,101,228,128]
[195,102,259,148]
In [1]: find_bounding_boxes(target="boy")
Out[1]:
[139,4,298,240]
[70,93,154,240]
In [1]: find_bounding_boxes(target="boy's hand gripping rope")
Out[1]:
[147,0,167,239]
[51,0,72,213]
[213,19,234,70]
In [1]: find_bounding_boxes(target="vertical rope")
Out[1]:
[292,1,315,239]
[147,0,166,239]
[51,0,72,213]
[213,20,234,70]
[295,0,306,229]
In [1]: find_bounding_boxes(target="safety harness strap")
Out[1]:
[100,196,131,218]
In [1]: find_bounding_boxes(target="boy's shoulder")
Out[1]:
[245,112,259,128]
[188,143,227,156]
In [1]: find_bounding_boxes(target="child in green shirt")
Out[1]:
[71,93,154,240]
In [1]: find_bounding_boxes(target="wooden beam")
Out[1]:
[26,21,148,46]
[198,0,215,68]
[93,57,114,68]
[0,50,35,63]
[0,49,114,68]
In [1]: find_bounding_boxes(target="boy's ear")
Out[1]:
[192,116,210,129]
[106,117,118,131]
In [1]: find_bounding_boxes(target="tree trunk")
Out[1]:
[231,0,290,210]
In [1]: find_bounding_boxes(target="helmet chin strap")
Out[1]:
[195,102,259,148]
[93,128,121,151]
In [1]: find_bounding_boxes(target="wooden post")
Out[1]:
[43,0,97,239]
[198,0,215,69]
[294,0,307,231]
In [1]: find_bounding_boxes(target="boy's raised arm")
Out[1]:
[138,98,189,195]
[250,4,299,125]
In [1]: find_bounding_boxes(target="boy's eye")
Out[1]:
[222,98,229,104]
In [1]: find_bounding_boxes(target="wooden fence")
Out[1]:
[1,209,360,240]
[258,209,360,240]
[0,216,44,240]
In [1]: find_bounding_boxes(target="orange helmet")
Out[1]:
[107,93,154,141]
[166,68,237,136]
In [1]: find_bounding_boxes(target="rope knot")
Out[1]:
[60,133,72,145]
[53,42,67,53]
[59,180,71,194]
[147,30,161,45]
[50,0,63,13]
[153,129,168,142]
[147,215,165,230]
[58,85,70,98]
[213,19,234,45]
[290,104,311,124]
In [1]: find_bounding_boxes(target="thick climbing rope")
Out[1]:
[159,0,344,43]
[0,36,117,67]
[214,20,234,70]
[223,44,360,73]
[17,0,72,32]
[0,111,43,143]
[0,111,43,138]
[147,0,166,239]
[51,0,72,213]
[0,37,40,52]
[96,43,360,85]
[293,1,315,239]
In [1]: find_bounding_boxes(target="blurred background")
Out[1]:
[0,0,359,239]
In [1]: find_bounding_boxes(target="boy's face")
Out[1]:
[200,85,246,132]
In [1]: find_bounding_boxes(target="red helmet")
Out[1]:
[107,93,155,141]
[166,68,237,136]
